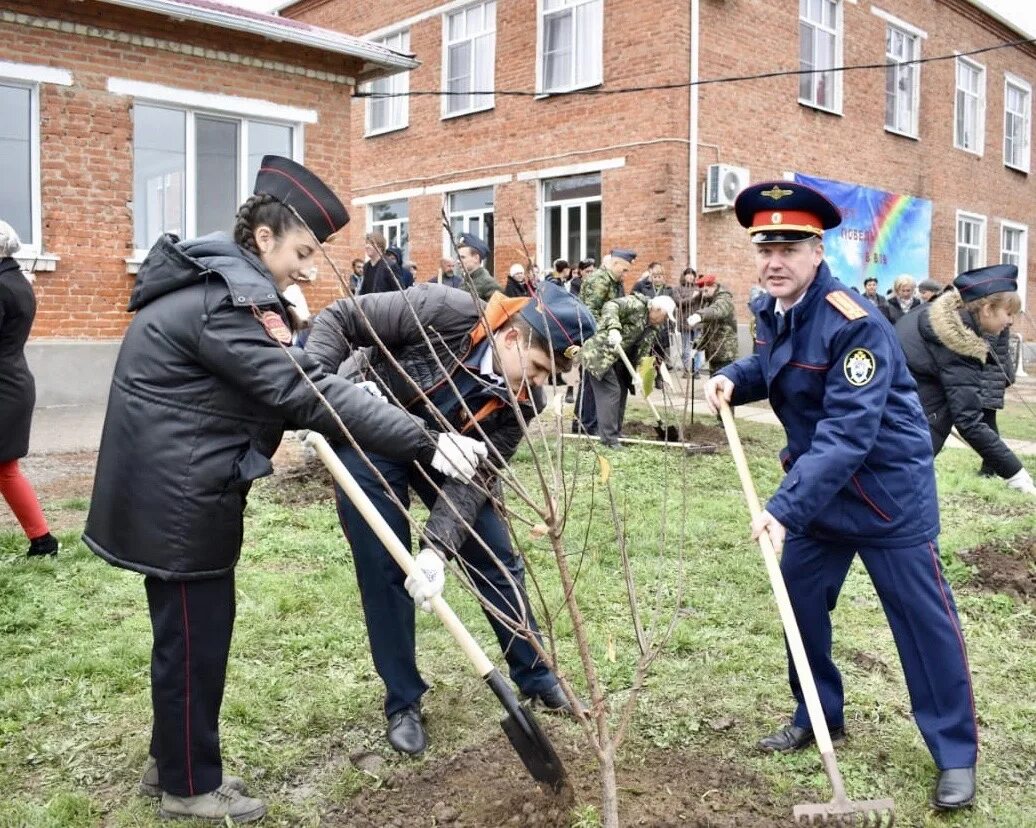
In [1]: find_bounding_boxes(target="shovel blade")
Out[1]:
[500,704,568,792]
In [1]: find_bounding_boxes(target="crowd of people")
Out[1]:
[1,157,1032,822]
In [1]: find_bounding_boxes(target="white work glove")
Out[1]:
[355,380,386,402]
[686,313,702,329]
[430,432,488,483]
[1005,468,1036,495]
[606,329,623,347]
[404,548,445,612]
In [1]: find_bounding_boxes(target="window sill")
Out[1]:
[797,99,843,117]
[125,254,146,275]
[954,143,983,158]
[1004,161,1030,175]
[441,103,495,121]
[534,80,603,100]
[15,253,59,273]
[884,126,919,141]
[364,123,409,138]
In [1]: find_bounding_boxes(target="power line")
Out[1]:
[353,34,1036,98]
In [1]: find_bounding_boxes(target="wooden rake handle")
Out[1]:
[301,431,496,678]
[716,401,838,757]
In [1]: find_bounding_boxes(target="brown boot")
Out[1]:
[159,784,265,822]
[138,755,247,798]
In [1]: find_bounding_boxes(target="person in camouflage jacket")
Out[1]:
[579,292,675,448]
[686,275,739,372]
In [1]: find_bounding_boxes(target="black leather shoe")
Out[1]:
[932,767,976,810]
[386,705,426,756]
[526,684,585,717]
[757,723,845,753]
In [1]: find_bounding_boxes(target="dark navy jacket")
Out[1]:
[721,262,939,548]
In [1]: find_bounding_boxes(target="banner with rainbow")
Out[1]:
[794,173,933,295]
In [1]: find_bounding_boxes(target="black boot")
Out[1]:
[932,767,976,810]
[757,722,845,753]
[27,533,59,557]
[386,705,426,756]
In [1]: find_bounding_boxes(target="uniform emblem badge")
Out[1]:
[771,211,783,224]
[260,310,292,344]
[761,185,793,201]
[843,348,876,387]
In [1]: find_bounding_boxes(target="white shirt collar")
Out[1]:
[775,293,807,316]
[479,342,506,386]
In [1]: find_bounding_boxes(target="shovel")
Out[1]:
[301,431,569,793]
[717,401,895,825]
[615,348,679,441]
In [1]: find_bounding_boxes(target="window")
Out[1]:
[884,24,920,137]
[799,0,842,112]
[443,1,496,118]
[1001,221,1028,306]
[0,82,37,251]
[1004,75,1031,172]
[542,174,601,268]
[539,0,602,95]
[132,104,296,251]
[366,31,410,135]
[956,211,986,274]
[446,187,494,269]
[954,57,985,154]
[370,199,409,262]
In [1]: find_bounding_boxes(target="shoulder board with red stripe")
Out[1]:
[825,291,868,321]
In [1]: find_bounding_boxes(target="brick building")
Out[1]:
[283,0,1034,351]
[1,0,414,402]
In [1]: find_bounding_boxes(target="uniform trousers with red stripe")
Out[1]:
[780,534,978,770]
[145,573,236,797]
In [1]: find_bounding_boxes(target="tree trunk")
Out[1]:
[599,748,620,828]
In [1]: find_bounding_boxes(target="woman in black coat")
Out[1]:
[978,327,1016,475]
[0,221,58,557]
[82,157,487,822]
[886,274,924,324]
[896,264,1034,496]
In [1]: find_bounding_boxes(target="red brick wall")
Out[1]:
[8,0,358,338]
[290,0,1035,324]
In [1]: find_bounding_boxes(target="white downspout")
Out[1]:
[688,0,700,270]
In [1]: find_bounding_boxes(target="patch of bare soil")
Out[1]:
[256,437,337,507]
[325,731,794,827]
[957,534,1036,601]
[623,420,726,449]
[0,451,97,534]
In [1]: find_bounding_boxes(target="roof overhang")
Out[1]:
[94,0,419,80]
[964,0,1036,42]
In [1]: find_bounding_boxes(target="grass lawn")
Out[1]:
[996,399,1036,443]
[1,421,1034,826]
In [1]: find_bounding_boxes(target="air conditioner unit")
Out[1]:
[703,163,750,211]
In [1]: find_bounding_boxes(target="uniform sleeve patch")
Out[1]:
[826,291,868,321]
[260,310,292,344]
[843,348,876,386]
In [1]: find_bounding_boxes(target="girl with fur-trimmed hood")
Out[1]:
[896,264,1034,496]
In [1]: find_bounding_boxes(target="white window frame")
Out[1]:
[441,1,496,120]
[367,199,410,262]
[1003,73,1031,173]
[955,210,987,274]
[538,173,602,271]
[883,22,921,138]
[364,30,410,137]
[1000,220,1028,308]
[536,0,603,96]
[0,62,73,271]
[954,56,986,156]
[443,187,495,259]
[798,0,843,115]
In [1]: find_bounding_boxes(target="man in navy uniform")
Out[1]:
[704,181,978,811]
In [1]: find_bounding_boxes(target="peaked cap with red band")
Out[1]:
[734,180,841,244]
[254,155,349,244]
[953,264,1018,302]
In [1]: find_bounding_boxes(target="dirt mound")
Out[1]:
[624,420,725,448]
[958,534,1036,601]
[325,731,793,827]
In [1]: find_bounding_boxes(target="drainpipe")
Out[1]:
[688,0,700,270]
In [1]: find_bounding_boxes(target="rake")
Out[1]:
[718,400,895,825]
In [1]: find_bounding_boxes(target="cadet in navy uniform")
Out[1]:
[704,181,978,811]
[306,282,594,755]
[83,157,487,823]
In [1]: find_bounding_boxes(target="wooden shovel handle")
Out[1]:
[614,347,664,423]
[301,431,495,678]
[717,401,837,756]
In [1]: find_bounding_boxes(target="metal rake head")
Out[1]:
[793,798,895,826]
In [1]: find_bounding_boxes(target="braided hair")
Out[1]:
[233,193,305,257]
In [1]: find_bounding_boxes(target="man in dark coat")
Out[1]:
[860,276,890,320]
[0,220,58,557]
[896,265,1033,494]
[83,158,487,823]
[305,283,594,755]
[706,181,979,811]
